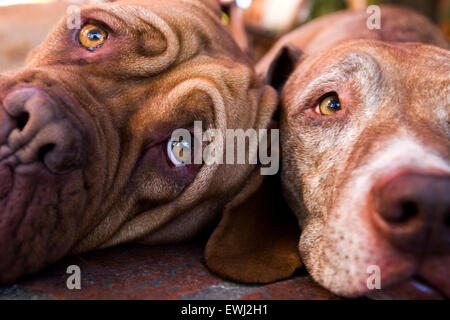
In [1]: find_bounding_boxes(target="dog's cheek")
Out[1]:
[308,161,424,297]
[300,212,373,298]
[282,121,386,296]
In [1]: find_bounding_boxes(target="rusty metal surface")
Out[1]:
[0,242,339,300]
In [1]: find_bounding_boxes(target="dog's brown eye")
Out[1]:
[167,138,192,167]
[78,24,108,50]
[316,93,341,115]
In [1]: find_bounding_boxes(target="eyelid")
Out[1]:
[292,90,339,116]
[316,92,339,105]
[74,18,114,42]
[81,19,114,33]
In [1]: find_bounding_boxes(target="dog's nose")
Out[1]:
[1,87,83,173]
[372,172,450,253]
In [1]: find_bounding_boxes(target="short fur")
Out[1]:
[254,6,449,298]
[0,0,281,282]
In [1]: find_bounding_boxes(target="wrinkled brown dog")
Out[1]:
[209,6,450,299]
[0,0,281,283]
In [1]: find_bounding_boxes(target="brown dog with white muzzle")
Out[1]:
[207,6,450,299]
[263,6,450,299]
[0,0,283,283]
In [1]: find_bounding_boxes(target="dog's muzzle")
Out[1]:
[0,80,96,283]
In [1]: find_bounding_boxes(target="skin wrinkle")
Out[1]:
[78,74,226,246]
[0,164,15,271]
[5,175,36,274]
[11,182,37,241]
[101,78,227,248]
[1,161,15,207]
[25,183,55,274]
[109,5,181,74]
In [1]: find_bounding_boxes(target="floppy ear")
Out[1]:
[205,172,301,283]
[257,43,303,93]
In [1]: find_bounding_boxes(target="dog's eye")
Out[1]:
[78,24,108,50]
[316,93,342,115]
[167,138,192,167]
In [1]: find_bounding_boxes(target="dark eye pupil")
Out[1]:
[88,30,102,41]
[327,97,341,111]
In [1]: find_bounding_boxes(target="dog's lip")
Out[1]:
[368,275,447,300]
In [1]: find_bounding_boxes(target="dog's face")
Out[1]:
[280,41,450,298]
[0,0,277,282]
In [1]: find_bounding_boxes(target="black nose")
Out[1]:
[372,172,450,253]
[1,87,83,173]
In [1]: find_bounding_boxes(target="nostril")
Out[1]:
[397,200,419,223]
[38,143,55,163]
[16,112,29,131]
[378,199,420,224]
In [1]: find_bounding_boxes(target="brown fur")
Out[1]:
[0,0,280,282]
[253,6,449,298]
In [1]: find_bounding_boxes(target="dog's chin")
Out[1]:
[366,275,448,300]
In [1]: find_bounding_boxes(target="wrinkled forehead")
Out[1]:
[29,0,249,77]
[282,41,450,107]
[82,0,221,33]
[85,0,239,52]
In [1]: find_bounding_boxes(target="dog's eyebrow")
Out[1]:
[73,7,129,32]
[290,52,384,111]
[78,5,173,32]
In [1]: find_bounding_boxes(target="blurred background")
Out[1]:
[222,0,450,60]
[0,0,449,70]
